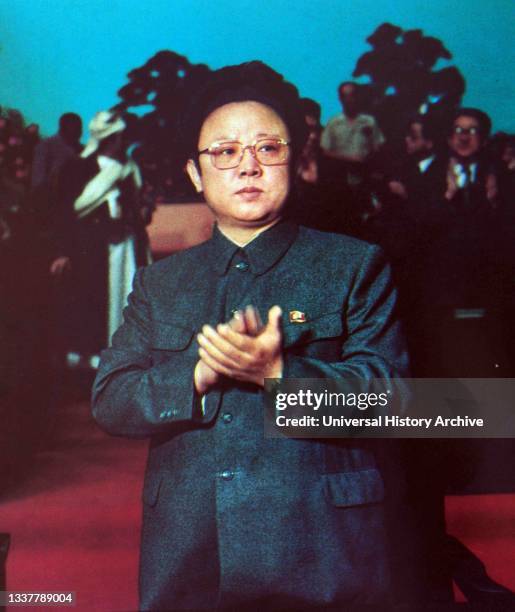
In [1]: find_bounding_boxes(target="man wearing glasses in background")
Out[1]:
[444,108,497,207]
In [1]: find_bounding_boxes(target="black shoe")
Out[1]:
[454,571,515,607]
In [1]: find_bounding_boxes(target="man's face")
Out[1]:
[339,84,358,117]
[405,122,432,157]
[448,115,482,159]
[186,101,291,233]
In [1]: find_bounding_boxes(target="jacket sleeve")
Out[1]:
[91,266,210,438]
[282,244,409,382]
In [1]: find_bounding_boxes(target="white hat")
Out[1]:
[81,110,126,158]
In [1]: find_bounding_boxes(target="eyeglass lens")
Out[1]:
[210,139,289,168]
[454,127,479,135]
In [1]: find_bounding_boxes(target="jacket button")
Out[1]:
[234,261,249,271]
[220,470,234,481]
[222,412,233,424]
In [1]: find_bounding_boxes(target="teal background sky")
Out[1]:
[1,0,513,137]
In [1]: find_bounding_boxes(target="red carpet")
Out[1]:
[447,493,515,601]
[0,393,147,611]
[0,392,513,610]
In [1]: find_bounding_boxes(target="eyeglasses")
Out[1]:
[198,138,291,169]
[452,126,479,136]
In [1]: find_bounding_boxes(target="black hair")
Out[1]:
[179,61,308,167]
[452,107,492,141]
[59,112,82,131]
[300,98,321,122]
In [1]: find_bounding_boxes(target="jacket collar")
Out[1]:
[210,220,298,277]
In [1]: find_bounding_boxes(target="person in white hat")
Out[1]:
[53,109,152,370]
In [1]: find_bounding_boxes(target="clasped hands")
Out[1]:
[194,305,283,394]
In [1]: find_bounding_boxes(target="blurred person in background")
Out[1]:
[320,82,385,234]
[54,110,151,371]
[31,113,83,216]
[321,82,384,186]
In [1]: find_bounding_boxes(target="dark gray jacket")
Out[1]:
[92,222,409,610]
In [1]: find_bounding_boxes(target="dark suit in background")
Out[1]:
[93,221,413,610]
[400,154,512,601]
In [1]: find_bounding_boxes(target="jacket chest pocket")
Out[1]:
[150,322,195,364]
[283,311,344,359]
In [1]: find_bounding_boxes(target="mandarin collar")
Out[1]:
[209,220,298,276]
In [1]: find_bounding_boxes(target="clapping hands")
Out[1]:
[194,305,283,393]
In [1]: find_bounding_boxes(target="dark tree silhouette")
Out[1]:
[353,23,466,151]
[114,51,212,202]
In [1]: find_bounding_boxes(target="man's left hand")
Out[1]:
[197,305,283,387]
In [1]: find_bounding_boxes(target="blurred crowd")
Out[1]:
[0,106,153,486]
[0,109,40,258]
[294,85,515,381]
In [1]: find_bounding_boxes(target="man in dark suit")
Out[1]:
[92,62,411,610]
[402,109,514,605]
[406,108,503,376]
[388,115,440,211]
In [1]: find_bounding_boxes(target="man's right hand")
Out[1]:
[445,157,460,200]
[194,307,259,394]
[193,358,219,395]
[388,180,408,199]
[50,256,71,277]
